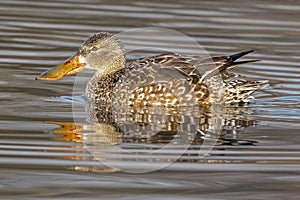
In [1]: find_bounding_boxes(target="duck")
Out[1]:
[35,32,266,107]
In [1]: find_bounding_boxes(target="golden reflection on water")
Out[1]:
[45,102,258,172]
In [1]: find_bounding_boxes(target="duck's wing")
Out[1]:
[128,50,258,82]
[124,53,200,107]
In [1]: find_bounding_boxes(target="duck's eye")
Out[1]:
[92,47,98,51]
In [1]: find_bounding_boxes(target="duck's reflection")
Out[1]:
[46,101,258,172]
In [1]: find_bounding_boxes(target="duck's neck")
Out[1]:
[95,55,126,77]
[86,55,126,102]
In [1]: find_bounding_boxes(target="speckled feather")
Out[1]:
[86,50,266,107]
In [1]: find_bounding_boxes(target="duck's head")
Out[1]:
[36,32,125,80]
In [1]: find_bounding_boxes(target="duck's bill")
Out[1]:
[35,53,85,81]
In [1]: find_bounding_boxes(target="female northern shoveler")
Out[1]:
[36,32,266,107]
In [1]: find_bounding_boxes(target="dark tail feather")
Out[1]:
[229,50,254,62]
[200,50,258,82]
[227,50,259,68]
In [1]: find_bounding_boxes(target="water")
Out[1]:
[1,0,300,199]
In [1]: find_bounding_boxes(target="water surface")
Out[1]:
[0,0,300,199]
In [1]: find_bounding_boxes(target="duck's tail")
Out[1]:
[225,79,268,104]
[200,50,259,82]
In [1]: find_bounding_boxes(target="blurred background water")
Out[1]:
[0,0,300,199]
